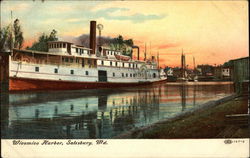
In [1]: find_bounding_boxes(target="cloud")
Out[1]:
[4,2,32,12]
[158,43,180,49]
[93,7,166,23]
[65,18,84,23]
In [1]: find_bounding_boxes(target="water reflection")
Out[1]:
[1,82,234,139]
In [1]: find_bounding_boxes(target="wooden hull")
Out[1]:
[9,77,167,91]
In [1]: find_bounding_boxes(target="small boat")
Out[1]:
[114,54,131,61]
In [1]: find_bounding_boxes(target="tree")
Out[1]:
[110,35,134,56]
[124,39,133,47]
[13,19,24,49]
[0,18,24,51]
[0,25,12,52]
[0,26,9,51]
[28,29,58,52]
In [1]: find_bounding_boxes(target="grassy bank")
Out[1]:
[115,96,249,139]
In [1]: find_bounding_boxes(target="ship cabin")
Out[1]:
[11,40,158,71]
[48,41,93,57]
[12,41,98,69]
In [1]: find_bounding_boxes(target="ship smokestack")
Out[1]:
[132,46,140,60]
[89,21,96,54]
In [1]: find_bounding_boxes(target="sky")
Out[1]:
[1,0,248,68]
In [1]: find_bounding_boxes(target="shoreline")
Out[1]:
[165,81,233,86]
[114,93,249,139]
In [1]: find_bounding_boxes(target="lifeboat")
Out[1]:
[114,54,131,61]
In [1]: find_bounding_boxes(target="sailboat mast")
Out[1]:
[193,57,196,70]
[181,49,184,78]
[157,51,159,69]
[144,43,147,61]
[150,41,152,60]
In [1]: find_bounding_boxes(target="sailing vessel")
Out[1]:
[177,51,188,82]
[1,21,167,91]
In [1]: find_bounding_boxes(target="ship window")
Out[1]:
[122,73,124,77]
[129,63,131,67]
[88,59,91,65]
[126,73,128,77]
[63,43,66,48]
[86,71,89,75]
[115,62,118,67]
[70,70,74,75]
[101,60,104,65]
[133,74,135,77]
[110,61,112,66]
[70,58,73,63]
[76,48,78,53]
[122,63,125,67]
[113,72,115,77]
[54,68,58,73]
[35,67,39,72]
[130,74,132,77]
[59,43,62,48]
[153,73,156,78]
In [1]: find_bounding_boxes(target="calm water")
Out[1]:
[1,82,234,139]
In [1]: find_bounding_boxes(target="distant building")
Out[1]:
[222,67,230,78]
[164,67,173,76]
[172,67,182,78]
[230,57,249,83]
[214,66,222,79]
[196,64,215,76]
[229,56,249,94]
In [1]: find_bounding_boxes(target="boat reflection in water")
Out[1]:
[1,82,234,139]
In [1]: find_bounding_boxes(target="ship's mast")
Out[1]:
[150,41,152,61]
[10,10,14,52]
[181,48,186,78]
[144,43,147,61]
[157,51,159,69]
[193,56,196,70]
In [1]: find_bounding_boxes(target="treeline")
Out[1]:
[0,19,24,52]
[27,29,58,52]
[1,19,134,56]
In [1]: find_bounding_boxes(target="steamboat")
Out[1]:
[0,21,167,91]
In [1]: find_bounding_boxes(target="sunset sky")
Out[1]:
[1,0,248,68]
